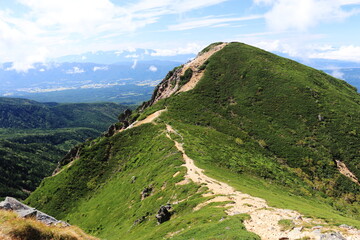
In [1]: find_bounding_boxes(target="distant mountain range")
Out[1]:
[0,60,181,104]
[1,49,359,105]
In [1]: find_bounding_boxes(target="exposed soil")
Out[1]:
[336,160,360,185]
[178,43,228,93]
[127,109,167,129]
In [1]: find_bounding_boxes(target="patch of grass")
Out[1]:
[179,68,193,87]
[198,60,209,71]
[278,219,295,231]
[296,237,311,240]
[0,209,97,240]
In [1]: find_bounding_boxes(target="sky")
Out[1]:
[1,0,360,71]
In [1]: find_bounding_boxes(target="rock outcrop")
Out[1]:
[155,204,172,224]
[0,197,68,226]
[103,123,123,137]
[118,109,133,127]
[140,42,227,111]
[141,186,153,200]
[320,232,346,240]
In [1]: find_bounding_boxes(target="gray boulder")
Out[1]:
[0,197,68,226]
[320,232,346,240]
[18,209,37,218]
[155,204,172,224]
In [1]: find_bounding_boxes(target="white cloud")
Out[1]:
[168,15,262,31]
[131,59,138,69]
[80,83,125,89]
[149,65,158,72]
[66,67,85,74]
[16,87,76,93]
[309,45,360,62]
[0,0,232,71]
[255,0,360,31]
[244,38,307,57]
[340,0,360,5]
[115,50,124,56]
[253,0,274,5]
[151,43,202,56]
[125,54,140,59]
[241,35,360,62]
[330,69,345,79]
[93,66,109,71]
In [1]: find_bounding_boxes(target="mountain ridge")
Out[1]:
[25,42,360,239]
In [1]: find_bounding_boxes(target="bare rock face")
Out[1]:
[104,123,123,137]
[140,67,183,111]
[155,204,172,224]
[139,43,228,112]
[0,197,68,226]
[320,232,346,240]
[118,109,133,127]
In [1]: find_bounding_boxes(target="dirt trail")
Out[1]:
[127,109,167,129]
[178,43,227,93]
[165,124,360,240]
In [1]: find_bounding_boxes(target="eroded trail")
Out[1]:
[130,109,167,128]
[165,124,360,240]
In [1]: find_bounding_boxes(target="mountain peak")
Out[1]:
[141,42,228,109]
[25,42,360,240]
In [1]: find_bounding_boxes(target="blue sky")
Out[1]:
[1,0,360,71]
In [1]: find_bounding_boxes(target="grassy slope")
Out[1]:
[26,42,360,238]
[27,124,259,239]
[163,42,360,202]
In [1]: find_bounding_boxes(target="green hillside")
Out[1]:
[0,98,127,199]
[26,43,360,239]
[0,98,126,129]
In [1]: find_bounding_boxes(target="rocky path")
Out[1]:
[165,124,360,240]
